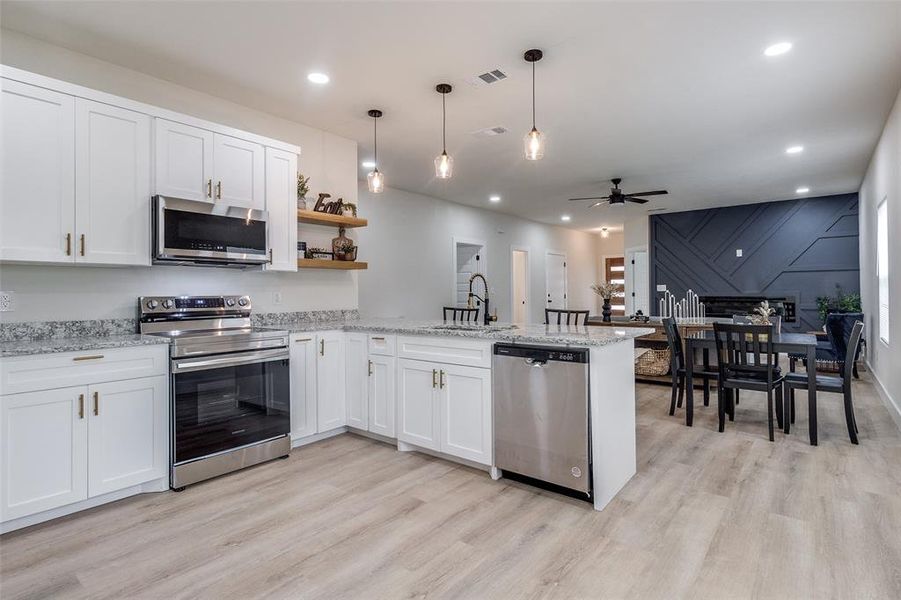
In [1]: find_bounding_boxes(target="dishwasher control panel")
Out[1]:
[493,343,589,363]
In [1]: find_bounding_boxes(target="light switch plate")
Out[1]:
[272,291,283,305]
[0,291,14,312]
[736,248,743,257]
[656,284,667,292]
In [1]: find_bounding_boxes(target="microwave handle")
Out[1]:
[172,348,289,373]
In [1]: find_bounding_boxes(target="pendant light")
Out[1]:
[523,48,546,161]
[366,109,385,194]
[434,83,454,179]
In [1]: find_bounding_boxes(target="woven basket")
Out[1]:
[635,347,671,376]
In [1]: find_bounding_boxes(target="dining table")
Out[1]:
[683,330,821,445]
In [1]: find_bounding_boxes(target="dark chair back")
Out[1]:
[713,322,777,383]
[545,308,589,326]
[662,317,685,373]
[826,312,864,364]
[732,314,752,324]
[842,321,865,388]
[443,306,479,322]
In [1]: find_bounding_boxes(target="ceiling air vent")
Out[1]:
[647,207,668,212]
[471,126,508,138]
[466,68,509,87]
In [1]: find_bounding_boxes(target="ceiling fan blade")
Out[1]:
[626,190,668,197]
[626,197,649,204]
[568,196,610,201]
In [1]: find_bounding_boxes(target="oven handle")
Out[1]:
[172,348,289,373]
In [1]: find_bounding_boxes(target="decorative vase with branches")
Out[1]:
[591,282,623,323]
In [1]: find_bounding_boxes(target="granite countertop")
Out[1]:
[1,334,171,358]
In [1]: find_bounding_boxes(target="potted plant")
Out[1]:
[334,239,357,262]
[591,282,623,322]
[816,286,862,324]
[296,173,311,209]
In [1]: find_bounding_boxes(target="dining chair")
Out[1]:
[663,318,719,416]
[783,320,864,444]
[442,306,480,322]
[544,308,589,326]
[789,312,863,377]
[713,322,785,441]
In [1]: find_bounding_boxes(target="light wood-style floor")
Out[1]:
[3,376,901,600]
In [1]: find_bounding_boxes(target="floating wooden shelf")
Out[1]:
[297,209,368,228]
[297,259,368,270]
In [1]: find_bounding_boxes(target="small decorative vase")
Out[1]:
[602,298,612,322]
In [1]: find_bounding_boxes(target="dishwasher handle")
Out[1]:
[524,357,547,368]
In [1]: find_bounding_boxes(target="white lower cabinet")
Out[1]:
[316,332,346,432]
[397,358,492,465]
[345,333,369,430]
[289,335,318,440]
[368,354,396,438]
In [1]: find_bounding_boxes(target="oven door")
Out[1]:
[154,195,269,265]
[171,348,290,465]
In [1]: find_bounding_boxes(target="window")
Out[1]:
[877,198,890,344]
[604,256,626,313]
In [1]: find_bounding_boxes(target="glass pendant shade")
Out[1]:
[524,127,545,161]
[367,168,384,193]
[435,151,454,179]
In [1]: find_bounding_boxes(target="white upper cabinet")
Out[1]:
[289,335,318,440]
[265,147,298,272]
[345,333,369,430]
[75,99,151,266]
[153,119,214,202]
[213,133,264,210]
[1,79,75,263]
[316,332,346,432]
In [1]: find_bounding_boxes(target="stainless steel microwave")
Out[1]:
[152,196,269,268]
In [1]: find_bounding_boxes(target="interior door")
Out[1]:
[265,147,298,272]
[397,359,439,450]
[1,386,88,521]
[546,252,567,309]
[87,376,167,496]
[289,335,318,440]
[628,250,649,314]
[512,249,529,323]
[75,99,151,266]
[1,79,75,263]
[345,333,369,430]
[367,354,396,438]
[316,333,346,432]
[439,364,492,465]
[213,133,264,209]
[154,119,213,202]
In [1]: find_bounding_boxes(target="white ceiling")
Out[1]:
[3,1,900,231]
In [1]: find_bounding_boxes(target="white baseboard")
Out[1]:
[291,427,347,448]
[866,361,901,432]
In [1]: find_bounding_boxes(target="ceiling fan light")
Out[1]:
[367,168,384,194]
[524,127,545,161]
[435,151,454,179]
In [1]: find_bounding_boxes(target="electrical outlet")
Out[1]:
[656,284,667,292]
[272,291,283,305]
[736,248,743,257]
[0,291,15,312]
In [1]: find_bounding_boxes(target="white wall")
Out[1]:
[623,215,649,314]
[356,186,602,322]
[859,86,901,422]
[0,30,358,322]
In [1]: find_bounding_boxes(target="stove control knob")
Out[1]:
[162,299,174,309]
[145,299,159,310]
[225,297,236,307]
[237,296,249,307]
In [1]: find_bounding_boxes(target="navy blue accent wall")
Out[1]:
[649,193,859,332]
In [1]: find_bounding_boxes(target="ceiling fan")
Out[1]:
[568,178,668,207]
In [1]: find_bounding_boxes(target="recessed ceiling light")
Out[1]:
[785,145,804,154]
[489,195,501,203]
[764,42,792,57]
[561,215,571,222]
[796,187,810,194]
[361,160,376,169]
[307,72,330,84]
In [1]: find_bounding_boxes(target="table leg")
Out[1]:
[807,345,818,445]
[685,341,694,427]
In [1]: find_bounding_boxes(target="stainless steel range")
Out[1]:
[139,295,290,490]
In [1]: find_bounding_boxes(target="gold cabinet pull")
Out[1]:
[269,249,273,264]
[93,391,99,416]
[73,354,104,362]
[439,370,445,389]
[368,360,373,376]
[207,178,212,198]
[65,233,72,256]
[320,339,325,356]
[79,234,85,256]
[294,338,312,343]
[78,394,85,419]
[432,369,437,388]
[216,181,222,199]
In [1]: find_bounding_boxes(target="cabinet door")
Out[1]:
[345,333,369,430]
[439,364,492,465]
[264,147,298,272]
[289,335,318,440]
[87,376,167,497]
[154,119,213,202]
[75,99,151,266]
[213,134,264,209]
[1,387,88,521]
[397,359,439,450]
[0,79,75,263]
[316,332,346,432]
[368,355,396,439]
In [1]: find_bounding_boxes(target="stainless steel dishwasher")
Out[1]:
[493,343,591,497]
